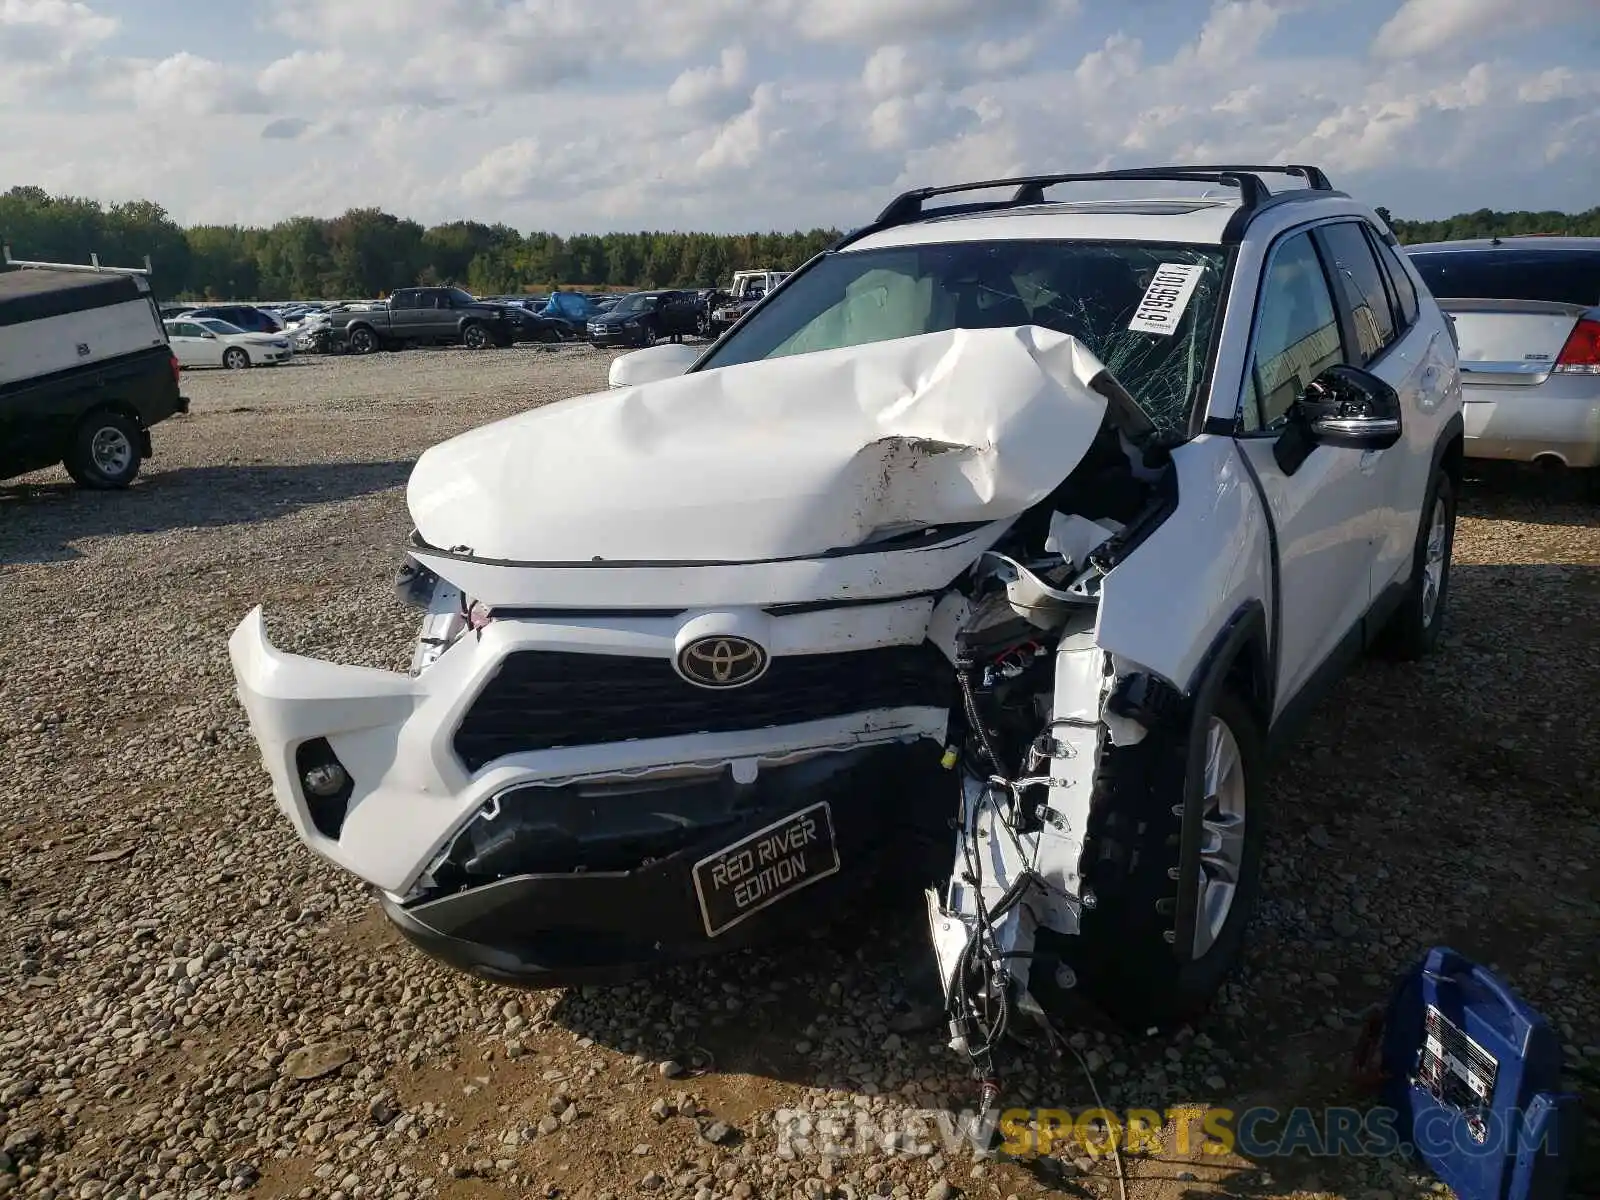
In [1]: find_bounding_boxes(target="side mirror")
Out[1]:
[1274,364,1401,473]
[607,343,702,389]
[202,331,217,340]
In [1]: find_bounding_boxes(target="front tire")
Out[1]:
[461,322,490,350]
[223,347,251,370]
[347,325,380,355]
[1375,468,1456,661]
[64,411,145,490]
[1048,687,1265,1031]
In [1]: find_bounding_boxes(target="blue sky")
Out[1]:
[1,0,1595,233]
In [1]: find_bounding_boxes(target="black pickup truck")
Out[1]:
[330,287,541,353]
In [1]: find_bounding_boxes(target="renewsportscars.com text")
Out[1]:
[771,1105,1564,1161]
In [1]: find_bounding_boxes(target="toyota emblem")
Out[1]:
[676,635,769,689]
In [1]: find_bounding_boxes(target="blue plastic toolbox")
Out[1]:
[1380,946,1584,1200]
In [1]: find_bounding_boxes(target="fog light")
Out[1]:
[303,762,348,798]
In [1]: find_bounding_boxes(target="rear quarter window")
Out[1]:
[1407,249,1600,305]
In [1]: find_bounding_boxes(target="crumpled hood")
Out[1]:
[407,326,1112,564]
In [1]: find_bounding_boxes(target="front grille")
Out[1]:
[452,643,955,771]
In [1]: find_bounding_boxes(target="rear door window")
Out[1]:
[1317,222,1397,364]
[1406,249,1600,305]
[1367,228,1419,329]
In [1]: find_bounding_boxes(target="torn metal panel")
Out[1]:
[406,326,1110,565]
[928,610,1106,1007]
[1094,436,1271,699]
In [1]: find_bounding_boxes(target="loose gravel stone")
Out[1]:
[282,1041,354,1081]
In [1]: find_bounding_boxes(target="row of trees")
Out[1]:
[3,185,1596,302]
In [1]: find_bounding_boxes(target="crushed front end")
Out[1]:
[229,572,961,986]
[227,326,1187,1028]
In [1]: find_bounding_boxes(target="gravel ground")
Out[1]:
[1,346,1596,1200]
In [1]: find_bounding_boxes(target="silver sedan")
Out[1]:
[1406,237,1599,476]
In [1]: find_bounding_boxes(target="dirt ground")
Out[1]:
[0,345,1596,1200]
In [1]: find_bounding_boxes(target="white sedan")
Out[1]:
[165,317,295,369]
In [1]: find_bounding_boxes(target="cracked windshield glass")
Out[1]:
[700,239,1226,438]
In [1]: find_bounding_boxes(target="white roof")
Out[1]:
[844,191,1367,252]
[846,198,1242,252]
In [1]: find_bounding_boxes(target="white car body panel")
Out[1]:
[409,327,1110,565]
[407,522,1013,610]
[0,298,166,386]
[846,201,1241,252]
[1094,436,1269,694]
[607,343,699,388]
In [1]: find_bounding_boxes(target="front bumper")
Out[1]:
[228,597,950,897]
[377,742,946,987]
[587,325,645,346]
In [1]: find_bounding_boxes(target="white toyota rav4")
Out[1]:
[229,165,1463,1059]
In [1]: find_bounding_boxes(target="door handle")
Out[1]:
[1359,450,1382,475]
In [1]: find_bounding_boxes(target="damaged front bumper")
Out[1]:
[227,593,955,984]
[377,742,940,986]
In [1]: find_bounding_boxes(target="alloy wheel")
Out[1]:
[1421,495,1449,627]
[1192,715,1247,959]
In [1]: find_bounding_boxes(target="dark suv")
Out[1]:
[586,290,706,347]
[178,304,284,334]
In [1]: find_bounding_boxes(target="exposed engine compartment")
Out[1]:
[924,405,1179,1085]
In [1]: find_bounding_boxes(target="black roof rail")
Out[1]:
[834,163,1337,250]
[1151,164,1334,191]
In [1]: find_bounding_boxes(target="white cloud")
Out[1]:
[862,45,926,99]
[667,46,750,118]
[461,137,544,201]
[790,0,1056,44]
[1179,0,1282,69]
[0,0,116,100]
[1517,67,1600,104]
[1373,0,1592,59]
[126,52,269,117]
[0,0,1595,231]
[0,0,115,53]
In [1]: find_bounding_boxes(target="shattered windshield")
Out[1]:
[698,239,1227,438]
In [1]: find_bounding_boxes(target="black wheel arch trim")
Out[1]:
[1430,412,1465,482]
[1171,598,1268,963]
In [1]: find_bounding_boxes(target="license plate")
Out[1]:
[692,802,840,937]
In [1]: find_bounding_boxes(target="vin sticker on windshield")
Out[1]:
[1128,262,1205,336]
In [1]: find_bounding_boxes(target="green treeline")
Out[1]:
[3,185,1596,302]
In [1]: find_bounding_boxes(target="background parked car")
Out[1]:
[165,317,294,369]
[174,304,285,335]
[586,290,705,346]
[529,290,600,340]
[1407,236,1600,481]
